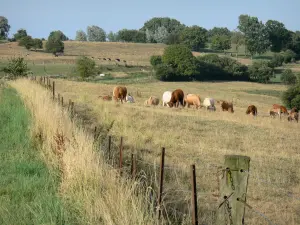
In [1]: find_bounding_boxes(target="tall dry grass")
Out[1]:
[52,79,300,225]
[10,79,157,225]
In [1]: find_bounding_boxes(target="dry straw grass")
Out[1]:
[10,79,157,225]
[53,79,300,225]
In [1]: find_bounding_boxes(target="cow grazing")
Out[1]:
[184,94,201,109]
[288,111,299,123]
[99,95,112,101]
[115,58,120,62]
[246,105,257,116]
[162,91,172,107]
[126,94,135,103]
[272,104,289,116]
[218,100,234,113]
[203,98,216,111]
[108,58,111,61]
[144,96,160,106]
[113,86,127,103]
[103,58,107,60]
[290,107,298,113]
[168,89,184,108]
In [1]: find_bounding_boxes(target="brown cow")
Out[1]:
[272,104,289,116]
[167,89,184,108]
[113,86,127,103]
[290,107,298,114]
[246,105,257,116]
[99,95,112,101]
[144,96,160,106]
[218,100,234,113]
[288,111,299,123]
[184,94,201,109]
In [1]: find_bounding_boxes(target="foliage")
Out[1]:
[48,30,68,41]
[265,20,291,52]
[165,32,181,45]
[287,31,300,57]
[1,56,30,79]
[150,55,162,67]
[248,60,274,83]
[76,56,96,78]
[282,49,297,63]
[238,14,270,57]
[154,64,176,81]
[282,84,300,109]
[269,53,284,67]
[18,36,34,50]
[153,26,169,43]
[117,29,146,43]
[32,38,43,50]
[231,31,245,54]
[0,16,10,39]
[75,30,87,41]
[210,35,231,51]
[13,29,27,41]
[207,27,231,41]
[180,25,207,51]
[281,69,297,85]
[107,31,119,42]
[87,25,106,42]
[45,32,64,54]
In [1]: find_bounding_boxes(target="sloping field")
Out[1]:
[53,79,300,225]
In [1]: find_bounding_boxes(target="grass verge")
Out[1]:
[0,87,76,224]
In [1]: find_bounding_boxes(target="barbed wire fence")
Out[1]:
[28,75,299,225]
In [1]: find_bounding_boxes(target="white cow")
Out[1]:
[203,98,216,111]
[162,91,172,107]
[126,94,135,103]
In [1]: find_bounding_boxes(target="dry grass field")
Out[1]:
[51,78,300,225]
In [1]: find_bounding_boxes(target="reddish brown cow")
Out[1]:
[290,107,298,113]
[218,100,234,113]
[288,111,299,123]
[113,86,127,103]
[167,89,184,108]
[184,94,201,109]
[246,105,257,116]
[272,104,289,116]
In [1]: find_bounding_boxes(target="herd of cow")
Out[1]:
[98,86,299,123]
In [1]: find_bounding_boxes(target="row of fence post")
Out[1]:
[29,75,253,225]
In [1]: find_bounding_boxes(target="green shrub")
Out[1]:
[154,64,176,81]
[150,55,162,67]
[76,56,96,78]
[18,36,33,50]
[282,84,300,109]
[45,31,64,55]
[1,56,30,79]
[248,61,274,83]
[281,69,297,85]
[282,49,297,63]
[269,53,284,67]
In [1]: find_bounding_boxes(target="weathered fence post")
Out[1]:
[52,81,55,100]
[68,99,72,111]
[57,93,60,104]
[191,164,198,225]
[217,155,250,225]
[131,153,136,180]
[61,96,63,106]
[157,147,165,220]
[119,137,123,175]
[108,136,111,162]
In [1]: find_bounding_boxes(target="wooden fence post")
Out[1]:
[68,99,72,111]
[217,155,250,225]
[131,153,136,180]
[57,93,60,104]
[61,96,63,106]
[52,81,55,100]
[157,147,165,220]
[191,164,198,225]
[119,137,123,175]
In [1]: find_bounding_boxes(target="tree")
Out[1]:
[282,84,300,109]
[18,36,34,50]
[1,56,30,79]
[76,56,96,78]
[117,29,145,43]
[13,29,27,41]
[45,31,64,54]
[265,20,291,52]
[231,31,245,57]
[211,35,231,52]
[269,53,284,67]
[248,61,274,83]
[287,31,300,57]
[87,25,106,42]
[107,31,119,42]
[49,30,68,41]
[150,55,162,67]
[0,16,10,39]
[282,49,297,63]
[32,38,43,50]
[180,25,207,51]
[141,17,185,43]
[75,30,87,41]
[207,27,231,41]
[153,26,169,43]
[281,69,297,85]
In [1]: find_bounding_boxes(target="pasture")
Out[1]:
[52,78,300,225]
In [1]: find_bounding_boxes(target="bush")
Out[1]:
[32,38,43,50]
[281,69,297,85]
[1,56,30,79]
[150,55,162,67]
[282,49,297,63]
[45,35,64,54]
[248,61,274,83]
[18,36,33,50]
[282,84,300,109]
[154,64,176,81]
[269,53,284,67]
[76,56,96,78]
